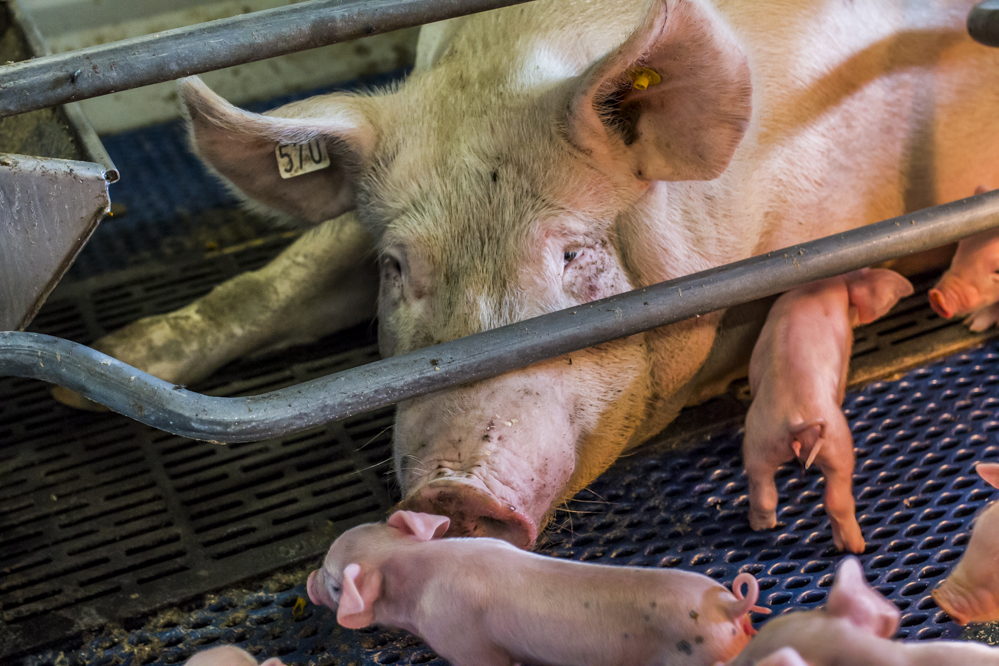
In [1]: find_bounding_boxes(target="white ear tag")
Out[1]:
[275,138,331,179]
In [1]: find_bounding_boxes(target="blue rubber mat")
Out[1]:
[69,70,406,280]
[21,339,999,666]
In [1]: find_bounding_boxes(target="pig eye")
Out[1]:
[563,250,578,265]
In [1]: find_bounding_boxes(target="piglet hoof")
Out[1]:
[830,520,866,555]
[748,509,777,532]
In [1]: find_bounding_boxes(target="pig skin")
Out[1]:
[58,0,999,547]
[308,511,763,666]
[183,646,283,666]
[743,269,913,553]
[725,558,999,666]
[932,462,999,625]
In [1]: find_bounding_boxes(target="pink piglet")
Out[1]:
[932,462,999,625]
[744,268,913,553]
[308,511,765,666]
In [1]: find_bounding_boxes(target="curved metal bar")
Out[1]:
[4,190,999,443]
[970,0,999,47]
[0,0,535,118]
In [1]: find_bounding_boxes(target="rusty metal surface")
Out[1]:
[0,154,111,331]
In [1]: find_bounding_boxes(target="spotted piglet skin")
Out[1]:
[308,511,764,666]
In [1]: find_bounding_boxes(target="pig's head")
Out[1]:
[180,0,751,547]
[929,228,999,319]
[306,511,450,628]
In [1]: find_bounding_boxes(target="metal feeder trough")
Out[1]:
[0,0,117,332]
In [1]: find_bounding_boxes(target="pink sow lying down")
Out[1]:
[932,462,999,625]
[724,558,999,665]
[307,511,764,666]
[743,268,913,554]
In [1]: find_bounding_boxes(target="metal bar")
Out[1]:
[3,190,999,442]
[6,0,119,180]
[0,0,535,118]
[970,0,999,47]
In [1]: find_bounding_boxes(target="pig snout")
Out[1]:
[307,569,335,609]
[930,275,982,319]
[393,370,578,548]
[397,479,537,547]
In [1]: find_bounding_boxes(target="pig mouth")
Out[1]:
[396,479,539,548]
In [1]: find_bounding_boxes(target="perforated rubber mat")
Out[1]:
[11,337,999,665]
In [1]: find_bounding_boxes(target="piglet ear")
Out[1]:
[826,557,900,638]
[259,660,287,666]
[844,268,914,325]
[977,463,999,490]
[387,511,451,541]
[337,563,383,630]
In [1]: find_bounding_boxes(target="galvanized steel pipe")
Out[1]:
[3,190,999,442]
[0,0,536,118]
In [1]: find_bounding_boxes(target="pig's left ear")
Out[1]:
[826,557,900,638]
[844,268,914,325]
[569,0,751,182]
[977,462,999,490]
[387,511,451,541]
[337,563,383,630]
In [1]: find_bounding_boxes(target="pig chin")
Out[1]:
[392,375,578,549]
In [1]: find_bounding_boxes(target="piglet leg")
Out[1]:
[812,414,865,554]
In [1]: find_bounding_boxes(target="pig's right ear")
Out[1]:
[337,563,383,630]
[387,511,451,541]
[977,462,999,490]
[826,557,900,638]
[180,76,377,226]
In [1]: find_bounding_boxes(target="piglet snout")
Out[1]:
[929,288,956,319]
[397,480,537,548]
[307,569,334,609]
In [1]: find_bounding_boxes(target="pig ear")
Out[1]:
[844,268,914,325]
[977,463,999,489]
[387,511,451,541]
[570,0,751,182]
[337,563,383,630]
[180,76,377,226]
[826,557,900,638]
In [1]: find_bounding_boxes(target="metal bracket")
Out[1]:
[0,154,111,331]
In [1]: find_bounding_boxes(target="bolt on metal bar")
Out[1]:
[3,190,999,443]
[0,0,536,119]
[970,0,999,47]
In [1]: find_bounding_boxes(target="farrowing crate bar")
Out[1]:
[4,190,999,439]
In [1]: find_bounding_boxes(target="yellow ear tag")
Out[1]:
[629,67,662,91]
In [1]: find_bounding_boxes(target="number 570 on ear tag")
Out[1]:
[275,138,331,179]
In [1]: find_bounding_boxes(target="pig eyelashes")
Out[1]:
[563,250,578,265]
